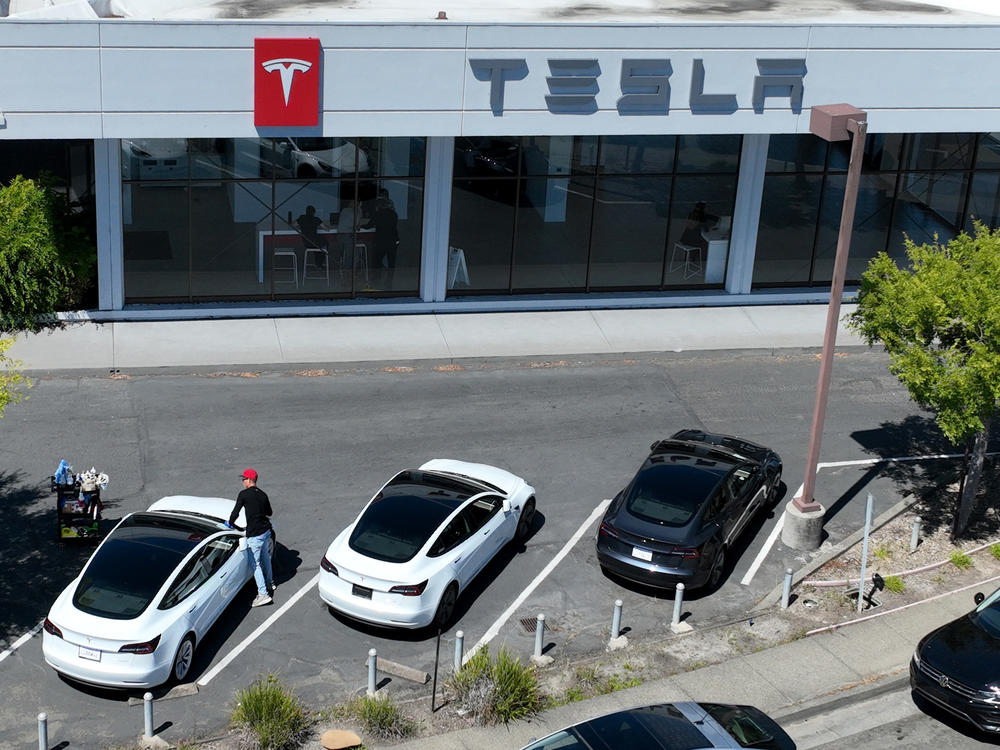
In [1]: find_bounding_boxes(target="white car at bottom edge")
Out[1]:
[319,459,536,630]
[42,495,272,689]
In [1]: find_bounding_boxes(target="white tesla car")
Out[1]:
[42,495,272,689]
[318,459,536,630]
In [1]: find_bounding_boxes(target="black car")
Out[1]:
[597,429,782,590]
[910,587,1000,732]
[519,701,796,750]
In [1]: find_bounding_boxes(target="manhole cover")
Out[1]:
[519,616,558,633]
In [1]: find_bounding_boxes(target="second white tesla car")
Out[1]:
[42,495,272,689]
[318,459,536,630]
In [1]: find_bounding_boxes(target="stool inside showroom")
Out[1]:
[273,246,299,288]
[670,242,703,280]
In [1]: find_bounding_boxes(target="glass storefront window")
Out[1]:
[599,135,675,174]
[122,137,424,303]
[665,175,736,287]
[675,134,740,173]
[449,179,516,292]
[765,134,827,173]
[966,173,1000,231]
[975,133,1000,169]
[753,174,823,286]
[903,133,975,171]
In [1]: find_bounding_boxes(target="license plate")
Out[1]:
[631,547,653,562]
[352,584,373,599]
[78,645,101,662]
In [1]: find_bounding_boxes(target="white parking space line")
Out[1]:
[197,573,319,687]
[466,498,612,663]
[740,451,1000,587]
[0,621,43,664]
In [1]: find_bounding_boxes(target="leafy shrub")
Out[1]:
[883,575,905,593]
[873,545,892,561]
[0,337,29,418]
[447,646,541,725]
[336,693,418,741]
[232,674,311,750]
[990,543,1000,561]
[950,550,973,569]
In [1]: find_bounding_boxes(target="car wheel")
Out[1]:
[172,634,196,683]
[515,497,536,543]
[434,583,459,631]
[707,546,727,590]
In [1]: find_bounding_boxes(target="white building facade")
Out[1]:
[1,12,999,318]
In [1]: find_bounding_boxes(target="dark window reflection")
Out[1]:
[600,135,675,174]
[513,176,593,290]
[449,180,516,292]
[122,137,424,303]
[754,174,823,286]
[766,134,827,173]
[589,175,670,288]
[975,133,1000,169]
[967,172,1000,231]
[675,134,740,172]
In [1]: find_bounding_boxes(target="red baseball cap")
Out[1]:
[241,469,258,481]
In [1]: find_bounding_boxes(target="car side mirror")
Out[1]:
[502,498,512,513]
[975,592,985,605]
[238,536,247,551]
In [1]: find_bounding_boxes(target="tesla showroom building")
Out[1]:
[1,0,999,319]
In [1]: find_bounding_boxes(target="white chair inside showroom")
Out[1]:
[670,242,703,280]
[354,242,369,282]
[303,245,329,284]
[273,247,299,288]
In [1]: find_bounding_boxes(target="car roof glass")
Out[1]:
[348,471,478,563]
[72,513,213,620]
[698,704,794,750]
[625,462,728,527]
[578,704,705,750]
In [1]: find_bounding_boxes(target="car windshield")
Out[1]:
[699,703,793,750]
[972,588,1000,636]
[73,513,215,619]
[349,471,478,563]
[624,462,728,527]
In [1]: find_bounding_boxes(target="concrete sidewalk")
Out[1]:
[387,580,989,750]
[6,303,864,371]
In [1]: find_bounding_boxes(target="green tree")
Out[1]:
[0,175,93,333]
[0,337,30,417]
[848,222,1000,538]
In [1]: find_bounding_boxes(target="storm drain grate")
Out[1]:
[519,616,558,633]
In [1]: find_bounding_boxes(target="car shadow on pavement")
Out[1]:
[0,470,108,647]
[911,690,1000,745]
[324,510,547,644]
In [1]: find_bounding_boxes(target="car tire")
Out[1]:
[172,634,196,683]
[515,497,536,543]
[707,546,727,590]
[434,583,459,631]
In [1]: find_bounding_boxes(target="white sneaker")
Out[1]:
[252,594,273,607]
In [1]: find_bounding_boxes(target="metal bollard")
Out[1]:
[143,692,154,738]
[611,599,623,640]
[367,648,377,696]
[910,517,922,553]
[454,630,464,672]
[781,568,793,609]
[534,614,545,659]
[37,712,47,750]
[672,583,685,627]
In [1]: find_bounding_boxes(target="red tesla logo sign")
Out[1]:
[254,38,321,127]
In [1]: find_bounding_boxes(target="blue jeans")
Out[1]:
[247,529,274,597]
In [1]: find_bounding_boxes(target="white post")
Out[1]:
[781,568,793,609]
[534,614,545,659]
[142,692,154,738]
[910,517,922,553]
[672,583,685,626]
[37,712,47,750]
[858,493,875,612]
[367,648,377,696]
[454,630,464,672]
[611,599,623,640]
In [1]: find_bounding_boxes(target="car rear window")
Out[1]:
[625,462,727,527]
[73,513,215,620]
[699,704,794,750]
[348,471,478,563]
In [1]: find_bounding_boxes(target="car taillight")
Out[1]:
[672,547,700,559]
[119,635,160,655]
[388,581,428,597]
[320,556,339,576]
[43,618,63,639]
[599,522,620,539]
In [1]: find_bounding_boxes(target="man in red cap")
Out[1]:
[228,468,275,607]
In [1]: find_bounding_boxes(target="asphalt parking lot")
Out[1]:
[0,349,925,748]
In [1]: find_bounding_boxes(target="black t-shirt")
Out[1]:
[297,213,324,247]
[230,486,273,537]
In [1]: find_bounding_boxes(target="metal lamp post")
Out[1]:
[781,103,868,551]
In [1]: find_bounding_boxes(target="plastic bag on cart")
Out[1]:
[53,459,73,486]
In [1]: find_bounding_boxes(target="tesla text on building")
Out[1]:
[469,58,807,116]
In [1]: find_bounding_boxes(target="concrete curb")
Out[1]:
[754,496,916,612]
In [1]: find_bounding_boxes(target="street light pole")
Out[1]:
[782,103,867,550]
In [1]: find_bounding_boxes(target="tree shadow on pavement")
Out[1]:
[0,469,103,647]
[850,415,1000,540]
